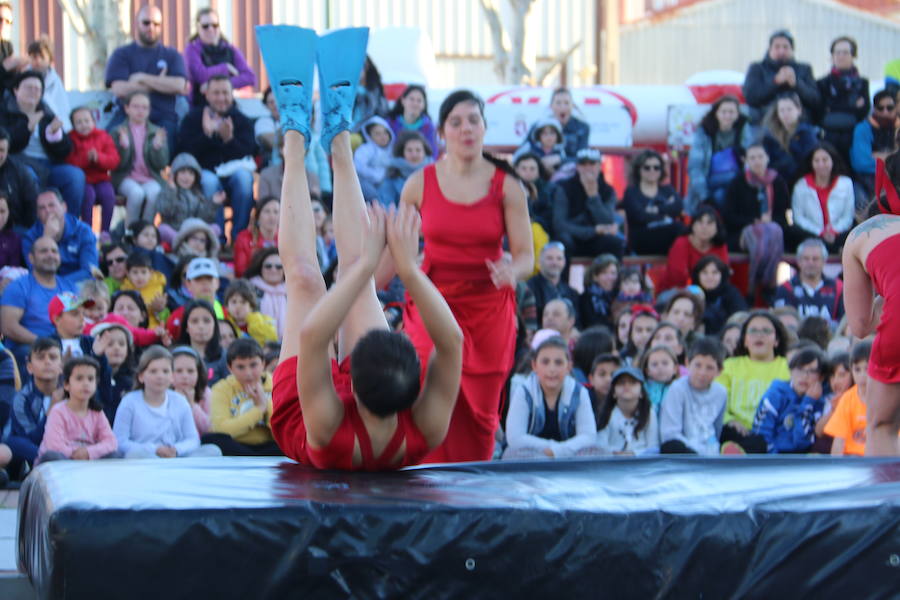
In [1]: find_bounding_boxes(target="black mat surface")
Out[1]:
[17,456,900,599]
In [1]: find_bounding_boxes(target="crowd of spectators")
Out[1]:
[0,4,896,483]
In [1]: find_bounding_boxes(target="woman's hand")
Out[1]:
[486,254,516,289]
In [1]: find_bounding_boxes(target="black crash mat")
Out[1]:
[17,456,900,599]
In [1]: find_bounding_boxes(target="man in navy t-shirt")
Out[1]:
[104,5,186,152]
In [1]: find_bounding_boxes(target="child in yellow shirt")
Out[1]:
[223,280,278,347]
[119,252,168,329]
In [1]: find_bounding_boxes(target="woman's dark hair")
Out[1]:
[699,95,747,138]
[391,129,432,159]
[350,329,421,417]
[126,220,160,248]
[583,254,620,292]
[618,266,649,295]
[798,141,849,183]
[100,242,130,277]
[690,203,727,247]
[646,320,687,365]
[796,316,831,351]
[63,355,103,411]
[169,256,195,291]
[14,70,44,94]
[171,346,208,404]
[244,247,281,281]
[387,84,430,120]
[629,149,666,186]
[663,290,705,330]
[830,36,857,57]
[362,56,384,94]
[437,89,519,179]
[572,326,614,376]
[111,290,149,329]
[788,346,828,375]
[189,7,229,43]
[734,310,789,358]
[691,254,732,291]
[513,152,552,182]
[178,299,223,363]
[597,372,651,434]
[0,192,11,232]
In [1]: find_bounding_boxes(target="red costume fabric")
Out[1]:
[403,164,516,463]
[661,235,730,291]
[270,355,429,470]
[866,234,900,383]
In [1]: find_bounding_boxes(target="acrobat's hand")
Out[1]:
[360,202,387,270]
[386,203,421,279]
[486,254,516,290]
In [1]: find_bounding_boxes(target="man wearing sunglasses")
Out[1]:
[104,5,186,154]
[850,89,898,197]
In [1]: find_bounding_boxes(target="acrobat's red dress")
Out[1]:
[271,355,429,470]
[865,234,900,384]
[402,164,517,463]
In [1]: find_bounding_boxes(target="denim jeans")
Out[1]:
[201,168,254,242]
[23,158,86,217]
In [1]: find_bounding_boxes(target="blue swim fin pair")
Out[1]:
[255,25,369,154]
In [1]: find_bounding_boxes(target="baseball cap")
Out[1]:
[611,366,645,385]
[48,292,94,323]
[576,148,602,163]
[186,257,218,280]
[89,313,134,347]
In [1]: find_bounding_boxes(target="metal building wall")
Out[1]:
[618,0,900,84]
[14,0,601,91]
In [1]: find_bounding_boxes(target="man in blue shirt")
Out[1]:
[0,236,78,377]
[22,188,97,281]
[104,5,186,153]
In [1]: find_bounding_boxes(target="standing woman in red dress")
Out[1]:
[400,90,534,462]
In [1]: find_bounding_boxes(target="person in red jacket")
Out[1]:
[661,204,729,292]
[66,107,120,238]
[233,196,278,278]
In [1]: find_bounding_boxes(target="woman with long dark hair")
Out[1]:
[661,203,729,291]
[401,89,534,462]
[687,95,753,211]
[791,141,855,252]
[623,149,686,255]
[386,84,438,157]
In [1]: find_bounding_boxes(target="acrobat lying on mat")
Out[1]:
[258,25,463,470]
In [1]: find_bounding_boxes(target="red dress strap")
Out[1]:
[346,404,407,470]
[876,158,900,215]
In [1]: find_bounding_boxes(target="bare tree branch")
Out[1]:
[479,0,509,82]
[56,0,89,37]
[536,41,582,87]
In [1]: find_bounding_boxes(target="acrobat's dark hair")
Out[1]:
[350,329,421,418]
[63,356,103,411]
[437,89,519,180]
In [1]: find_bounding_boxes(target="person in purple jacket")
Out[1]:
[183,8,256,106]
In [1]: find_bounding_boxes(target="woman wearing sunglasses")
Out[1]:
[622,149,687,255]
[99,242,129,294]
[183,8,256,106]
[245,247,286,340]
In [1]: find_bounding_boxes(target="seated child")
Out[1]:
[503,336,596,459]
[157,152,223,245]
[218,319,239,351]
[596,366,660,455]
[126,220,172,278]
[659,337,727,455]
[90,315,136,424]
[49,292,95,358]
[751,346,827,453]
[641,345,680,414]
[815,351,852,444]
[120,252,168,329]
[579,255,620,330]
[109,291,166,347]
[66,106,120,239]
[79,279,111,328]
[113,346,222,458]
[825,341,872,456]
[5,338,63,477]
[223,279,278,347]
[204,339,281,456]
[353,115,395,200]
[166,257,225,340]
[612,267,653,317]
[513,117,566,175]
[171,346,211,436]
[589,353,620,429]
[37,356,119,462]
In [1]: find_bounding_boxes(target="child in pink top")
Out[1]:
[37,356,119,462]
[172,346,212,435]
